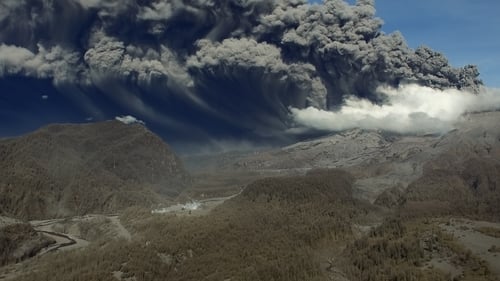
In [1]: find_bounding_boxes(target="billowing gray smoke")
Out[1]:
[0,0,483,142]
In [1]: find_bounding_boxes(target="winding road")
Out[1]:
[152,188,245,215]
[35,230,76,255]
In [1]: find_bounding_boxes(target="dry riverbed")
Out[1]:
[439,218,500,277]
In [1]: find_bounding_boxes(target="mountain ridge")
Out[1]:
[0,120,190,220]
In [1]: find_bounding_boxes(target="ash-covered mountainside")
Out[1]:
[401,112,500,220]
[0,120,190,220]
[189,111,500,219]
[0,0,482,140]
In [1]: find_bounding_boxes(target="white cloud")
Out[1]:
[41,95,49,100]
[291,84,500,134]
[115,115,145,125]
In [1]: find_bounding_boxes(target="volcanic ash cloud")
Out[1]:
[0,0,486,140]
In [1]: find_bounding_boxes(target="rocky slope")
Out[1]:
[402,112,500,219]
[187,112,500,218]
[0,121,190,220]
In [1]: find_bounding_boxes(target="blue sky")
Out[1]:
[1,0,498,143]
[310,0,500,87]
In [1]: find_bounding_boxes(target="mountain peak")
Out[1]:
[0,121,190,220]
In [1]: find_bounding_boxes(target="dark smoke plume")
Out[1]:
[0,0,483,142]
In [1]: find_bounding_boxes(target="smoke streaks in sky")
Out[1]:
[0,0,486,143]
